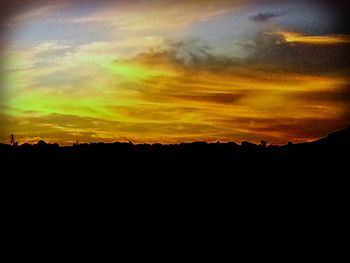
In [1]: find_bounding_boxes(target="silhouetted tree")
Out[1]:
[260,140,267,148]
[37,140,47,146]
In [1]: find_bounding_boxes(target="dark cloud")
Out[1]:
[135,32,350,75]
[133,39,230,70]
[172,93,246,105]
[250,12,284,23]
[243,32,350,74]
[291,86,350,105]
[317,0,350,34]
[289,85,350,121]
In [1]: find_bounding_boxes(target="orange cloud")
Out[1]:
[279,31,350,45]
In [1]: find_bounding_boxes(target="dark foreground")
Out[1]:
[2,126,349,226]
[1,125,349,174]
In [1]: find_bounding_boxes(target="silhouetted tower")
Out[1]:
[10,134,15,145]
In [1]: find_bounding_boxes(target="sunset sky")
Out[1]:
[1,0,349,145]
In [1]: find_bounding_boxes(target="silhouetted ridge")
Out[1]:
[314,125,350,145]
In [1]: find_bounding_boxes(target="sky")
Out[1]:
[0,0,350,145]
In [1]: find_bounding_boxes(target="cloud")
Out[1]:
[0,112,221,144]
[250,12,285,23]
[242,31,350,74]
[229,116,350,143]
[290,85,350,116]
[278,31,350,45]
[6,35,348,144]
[172,93,246,105]
[72,0,245,32]
[128,31,350,76]
[6,2,68,26]
[2,52,349,145]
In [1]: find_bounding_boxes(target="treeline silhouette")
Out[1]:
[1,125,349,174]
